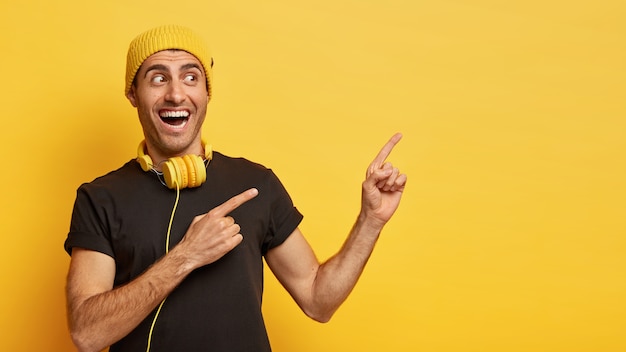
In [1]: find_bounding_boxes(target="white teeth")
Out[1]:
[160,110,190,118]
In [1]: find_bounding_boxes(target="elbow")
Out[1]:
[70,331,91,352]
[310,314,332,324]
[70,327,102,352]
[300,286,345,323]
[303,306,336,324]
[67,304,110,352]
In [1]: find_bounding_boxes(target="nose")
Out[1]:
[164,80,186,104]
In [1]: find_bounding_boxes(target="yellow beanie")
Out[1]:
[125,25,213,99]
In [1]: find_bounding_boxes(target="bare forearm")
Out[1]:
[68,249,192,352]
[309,214,383,322]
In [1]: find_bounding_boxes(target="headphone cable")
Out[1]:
[146,180,180,352]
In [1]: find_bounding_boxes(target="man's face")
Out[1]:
[127,50,209,161]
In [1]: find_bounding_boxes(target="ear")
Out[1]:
[126,86,138,107]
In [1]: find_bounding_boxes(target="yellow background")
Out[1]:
[1,0,624,351]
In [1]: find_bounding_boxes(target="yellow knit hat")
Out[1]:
[125,25,213,99]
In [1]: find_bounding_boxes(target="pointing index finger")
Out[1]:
[371,133,403,169]
[210,188,259,217]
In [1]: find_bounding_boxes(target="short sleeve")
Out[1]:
[64,184,115,258]
[261,170,303,254]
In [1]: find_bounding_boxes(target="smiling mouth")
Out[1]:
[160,110,189,127]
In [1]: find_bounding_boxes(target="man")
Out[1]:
[64,24,407,352]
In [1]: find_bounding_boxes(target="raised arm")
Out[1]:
[66,188,258,352]
[265,133,407,322]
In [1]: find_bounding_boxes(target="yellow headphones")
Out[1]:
[136,140,213,189]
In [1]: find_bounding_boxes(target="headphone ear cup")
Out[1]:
[162,157,188,189]
[182,155,197,188]
[183,155,206,188]
[173,157,189,189]
[162,160,177,189]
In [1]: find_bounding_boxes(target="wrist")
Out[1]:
[356,211,385,237]
[164,245,196,277]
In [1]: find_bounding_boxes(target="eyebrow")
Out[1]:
[143,63,204,78]
[143,64,168,78]
[181,63,203,74]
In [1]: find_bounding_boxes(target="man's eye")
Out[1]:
[184,74,197,83]
[151,76,166,84]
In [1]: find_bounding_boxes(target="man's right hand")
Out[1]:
[175,188,259,269]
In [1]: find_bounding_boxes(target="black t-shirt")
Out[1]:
[65,152,303,352]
